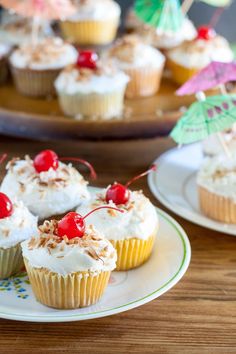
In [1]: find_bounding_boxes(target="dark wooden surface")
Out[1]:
[0,135,235,354]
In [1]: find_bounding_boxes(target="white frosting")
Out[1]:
[77,189,159,241]
[0,200,38,249]
[1,158,90,220]
[197,154,236,199]
[203,130,236,156]
[67,0,121,21]
[21,223,117,275]
[0,43,11,59]
[0,12,53,46]
[9,37,78,70]
[110,42,165,69]
[55,66,129,95]
[168,36,234,69]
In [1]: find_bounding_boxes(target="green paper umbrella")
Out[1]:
[201,0,231,6]
[134,0,184,32]
[170,94,236,145]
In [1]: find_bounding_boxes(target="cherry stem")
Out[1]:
[209,7,225,28]
[0,153,7,165]
[125,164,157,188]
[60,157,97,180]
[83,206,124,220]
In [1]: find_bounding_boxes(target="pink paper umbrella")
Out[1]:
[176,61,236,96]
[0,0,76,20]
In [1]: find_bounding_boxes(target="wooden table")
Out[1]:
[0,135,235,354]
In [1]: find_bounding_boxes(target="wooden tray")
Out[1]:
[0,78,196,141]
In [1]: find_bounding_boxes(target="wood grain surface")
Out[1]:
[0,136,235,354]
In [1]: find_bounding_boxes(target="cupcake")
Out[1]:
[0,43,11,85]
[22,210,117,309]
[136,17,196,51]
[203,127,236,157]
[0,192,38,279]
[9,37,78,97]
[0,11,53,46]
[167,26,234,85]
[59,0,121,45]
[77,166,159,270]
[1,150,93,220]
[197,154,236,223]
[55,50,129,120]
[108,35,165,98]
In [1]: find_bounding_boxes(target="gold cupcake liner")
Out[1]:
[0,57,9,85]
[124,66,164,99]
[199,185,236,224]
[24,259,111,309]
[10,65,61,98]
[0,243,24,279]
[59,19,119,45]
[167,58,198,85]
[58,90,125,120]
[110,232,157,271]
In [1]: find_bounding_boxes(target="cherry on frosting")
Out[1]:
[76,50,98,69]
[33,150,96,179]
[57,206,124,239]
[0,192,13,219]
[197,26,216,41]
[33,150,59,173]
[105,165,157,205]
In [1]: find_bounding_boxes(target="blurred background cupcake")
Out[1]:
[59,0,121,46]
[9,37,78,98]
[55,50,129,120]
[107,34,165,98]
[167,26,234,85]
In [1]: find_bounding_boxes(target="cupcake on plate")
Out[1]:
[0,43,12,85]
[203,126,236,157]
[55,50,129,120]
[108,35,165,98]
[197,154,236,223]
[9,37,78,97]
[77,166,159,270]
[59,0,121,46]
[136,17,196,51]
[167,26,234,85]
[22,209,118,309]
[1,150,93,220]
[0,192,38,279]
[0,11,53,46]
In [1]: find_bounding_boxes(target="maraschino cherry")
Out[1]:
[76,50,98,69]
[57,206,124,239]
[33,150,96,179]
[0,192,13,219]
[197,26,216,41]
[105,165,156,205]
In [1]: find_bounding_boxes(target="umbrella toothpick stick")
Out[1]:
[217,132,231,157]
[31,16,41,46]
[182,0,194,14]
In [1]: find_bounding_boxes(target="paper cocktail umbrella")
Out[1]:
[134,0,184,33]
[176,62,236,96]
[170,94,236,145]
[0,0,76,20]
[182,0,231,14]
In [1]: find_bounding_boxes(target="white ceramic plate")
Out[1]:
[148,143,236,236]
[0,209,190,322]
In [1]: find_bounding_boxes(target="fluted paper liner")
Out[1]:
[0,243,24,279]
[110,232,157,271]
[199,185,236,224]
[24,259,111,309]
[167,58,198,85]
[58,90,125,120]
[124,66,164,99]
[10,65,61,98]
[59,19,119,45]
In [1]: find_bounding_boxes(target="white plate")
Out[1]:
[0,209,190,322]
[148,143,236,236]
